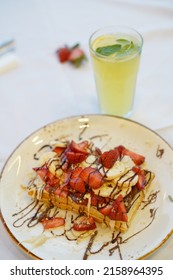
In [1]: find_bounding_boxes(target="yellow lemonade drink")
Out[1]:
[89,27,143,117]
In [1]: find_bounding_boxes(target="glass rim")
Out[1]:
[89,25,143,60]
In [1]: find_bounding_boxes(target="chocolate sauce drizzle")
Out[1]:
[83,207,158,260]
[33,144,52,160]
[156,145,164,158]
[12,188,159,260]
[12,120,159,260]
[141,190,160,210]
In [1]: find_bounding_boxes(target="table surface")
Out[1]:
[0,0,173,260]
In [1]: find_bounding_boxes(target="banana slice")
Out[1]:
[93,181,132,199]
[38,151,62,178]
[82,155,97,168]
[121,155,135,169]
[48,158,63,178]
[101,161,126,180]
[114,169,138,188]
[50,140,67,148]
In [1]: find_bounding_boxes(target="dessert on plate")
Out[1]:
[25,139,155,234]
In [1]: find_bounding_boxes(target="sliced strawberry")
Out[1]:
[88,170,104,189]
[90,192,99,206]
[69,177,86,193]
[68,48,86,67]
[47,170,59,186]
[33,165,47,181]
[70,140,89,155]
[132,166,147,190]
[132,166,140,174]
[108,194,128,222]
[53,146,66,156]
[33,165,59,186]
[56,47,71,63]
[90,191,106,207]
[41,217,65,230]
[99,204,112,216]
[73,216,96,231]
[79,167,104,189]
[137,170,146,190]
[71,166,83,179]
[66,151,87,164]
[115,145,125,156]
[121,148,145,165]
[54,187,68,198]
[99,149,119,169]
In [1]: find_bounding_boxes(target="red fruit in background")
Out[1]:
[68,47,86,67]
[56,47,70,63]
[56,43,86,67]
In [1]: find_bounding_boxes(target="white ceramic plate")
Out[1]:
[0,115,173,260]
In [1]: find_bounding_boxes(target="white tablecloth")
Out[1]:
[0,0,173,260]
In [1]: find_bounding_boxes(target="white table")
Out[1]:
[0,0,173,260]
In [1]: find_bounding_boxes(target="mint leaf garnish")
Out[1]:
[96,44,121,56]
[95,39,136,57]
[118,41,135,53]
[116,39,130,44]
[168,195,173,202]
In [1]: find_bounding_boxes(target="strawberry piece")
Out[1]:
[99,204,113,216]
[70,140,89,155]
[53,146,66,156]
[69,177,86,193]
[132,166,140,174]
[33,165,59,186]
[79,167,104,189]
[100,149,119,169]
[90,192,99,206]
[54,187,69,198]
[56,47,71,63]
[89,191,106,207]
[108,194,128,222]
[41,217,65,230]
[121,148,145,165]
[132,166,147,190]
[66,151,87,164]
[73,216,96,231]
[69,167,85,193]
[33,165,47,181]
[136,171,146,190]
[68,48,86,67]
[71,167,82,178]
[137,170,146,190]
[87,169,104,189]
[115,145,125,156]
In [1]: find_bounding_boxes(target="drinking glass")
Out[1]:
[89,26,143,117]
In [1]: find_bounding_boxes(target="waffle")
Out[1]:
[26,140,155,233]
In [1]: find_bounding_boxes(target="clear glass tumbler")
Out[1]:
[89,26,143,117]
